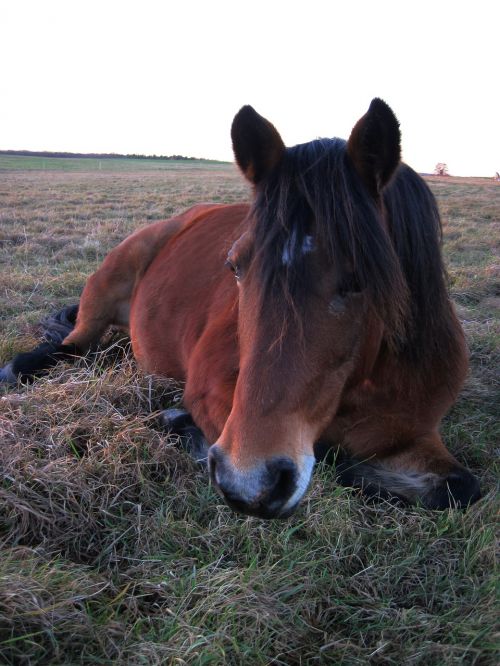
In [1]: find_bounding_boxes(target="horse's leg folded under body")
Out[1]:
[328,433,480,509]
[0,216,184,385]
[335,456,480,509]
[156,327,237,467]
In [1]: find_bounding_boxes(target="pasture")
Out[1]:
[0,158,498,664]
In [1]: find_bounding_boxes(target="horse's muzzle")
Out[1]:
[208,444,312,519]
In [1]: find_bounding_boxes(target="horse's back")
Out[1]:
[104,203,229,278]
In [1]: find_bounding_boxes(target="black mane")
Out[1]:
[383,163,460,365]
[250,138,458,365]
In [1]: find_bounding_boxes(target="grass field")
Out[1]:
[0,158,498,665]
[0,155,230,173]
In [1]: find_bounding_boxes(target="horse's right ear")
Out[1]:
[347,98,401,197]
[231,106,285,184]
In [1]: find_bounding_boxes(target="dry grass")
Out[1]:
[0,163,498,665]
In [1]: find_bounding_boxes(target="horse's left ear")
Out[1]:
[347,98,401,197]
[231,105,285,184]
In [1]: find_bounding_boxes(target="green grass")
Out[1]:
[0,168,498,665]
[0,155,230,172]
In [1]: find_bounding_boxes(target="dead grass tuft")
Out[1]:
[0,357,190,567]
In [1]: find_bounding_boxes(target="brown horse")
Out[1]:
[1,99,480,518]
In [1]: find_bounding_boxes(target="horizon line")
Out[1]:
[0,149,231,164]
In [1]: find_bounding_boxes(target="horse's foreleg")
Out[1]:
[336,433,480,509]
[158,350,236,467]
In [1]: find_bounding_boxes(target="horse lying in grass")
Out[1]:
[0,99,480,518]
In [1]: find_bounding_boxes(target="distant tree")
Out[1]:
[434,162,449,176]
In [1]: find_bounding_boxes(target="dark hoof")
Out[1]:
[0,362,17,385]
[39,304,79,344]
[160,408,195,431]
[425,470,481,510]
[159,408,210,465]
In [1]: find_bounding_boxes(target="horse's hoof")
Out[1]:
[0,362,17,385]
[159,408,193,431]
[159,408,210,466]
[424,470,481,510]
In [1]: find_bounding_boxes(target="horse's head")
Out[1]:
[209,100,407,518]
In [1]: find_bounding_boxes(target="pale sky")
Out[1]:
[1,0,499,176]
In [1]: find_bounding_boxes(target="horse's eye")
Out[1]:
[225,259,241,280]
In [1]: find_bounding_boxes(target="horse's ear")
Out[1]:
[347,98,401,197]
[231,106,285,184]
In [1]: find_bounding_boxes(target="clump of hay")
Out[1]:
[0,352,194,566]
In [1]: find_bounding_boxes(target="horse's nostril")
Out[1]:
[208,445,242,501]
[208,448,301,518]
[208,450,217,484]
[266,458,298,506]
[208,444,224,487]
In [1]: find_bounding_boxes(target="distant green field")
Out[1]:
[0,154,230,172]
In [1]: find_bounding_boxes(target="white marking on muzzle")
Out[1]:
[211,446,315,515]
[213,461,265,504]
